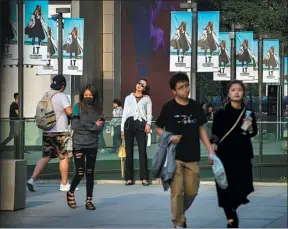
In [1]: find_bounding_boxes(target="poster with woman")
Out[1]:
[213,32,231,81]
[235,32,256,81]
[2,0,18,66]
[63,18,84,75]
[263,40,280,83]
[169,11,192,72]
[36,18,58,75]
[24,0,48,65]
[244,40,259,83]
[197,11,220,72]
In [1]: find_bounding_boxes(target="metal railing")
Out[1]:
[0,117,287,182]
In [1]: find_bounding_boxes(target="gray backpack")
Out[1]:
[35,91,60,130]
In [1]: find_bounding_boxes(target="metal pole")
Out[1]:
[58,13,63,75]
[191,2,197,100]
[280,42,285,117]
[258,36,263,181]
[230,24,236,80]
[16,0,24,160]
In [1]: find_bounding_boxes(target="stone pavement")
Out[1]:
[0,183,287,228]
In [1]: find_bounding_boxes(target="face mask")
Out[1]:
[83,97,93,106]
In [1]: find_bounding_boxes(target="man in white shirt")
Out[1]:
[27,75,75,192]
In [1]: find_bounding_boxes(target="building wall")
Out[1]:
[102,0,114,117]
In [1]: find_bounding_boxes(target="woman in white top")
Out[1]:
[121,79,153,186]
[110,99,123,153]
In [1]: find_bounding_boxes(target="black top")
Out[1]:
[210,103,258,161]
[211,103,258,209]
[9,102,18,119]
[156,99,207,162]
[71,103,105,149]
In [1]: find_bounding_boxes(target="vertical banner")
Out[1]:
[37,18,58,75]
[24,0,49,65]
[285,57,288,79]
[244,40,259,83]
[63,18,84,75]
[236,32,255,81]
[213,32,231,81]
[169,12,192,72]
[197,11,220,72]
[263,40,280,83]
[2,0,18,65]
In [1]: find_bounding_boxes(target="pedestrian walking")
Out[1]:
[155,73,215,228]
[27,75,73,192]
[66,84,105,210]
[210,80,258,228]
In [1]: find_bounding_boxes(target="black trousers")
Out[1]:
[70,148,97,198]
[124,118,149,181]
[0,121,15,149]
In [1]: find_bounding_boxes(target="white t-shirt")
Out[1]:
[44,90,71,133]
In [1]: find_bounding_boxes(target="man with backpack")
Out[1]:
[27,75,75,192]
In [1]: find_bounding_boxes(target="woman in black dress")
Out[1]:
[219,40,230,68]
[210,80,258,228]
[47,27,57,58]
[25,5,47,46]
[198,21,218,57]
[63,27,83,62]
[264,46,278,70]
[236,40,252,68]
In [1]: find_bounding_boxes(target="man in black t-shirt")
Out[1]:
[0,93,19,153]
[155,73,215,228]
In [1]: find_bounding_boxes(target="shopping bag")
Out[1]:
[209,154,228,189]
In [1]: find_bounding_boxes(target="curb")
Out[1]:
[35,179,287,187]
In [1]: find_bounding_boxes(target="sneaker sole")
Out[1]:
[27,183,35,192]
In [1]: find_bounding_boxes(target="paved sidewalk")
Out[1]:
[0,184,287,228]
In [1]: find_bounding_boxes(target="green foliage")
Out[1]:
[219,0,288,49]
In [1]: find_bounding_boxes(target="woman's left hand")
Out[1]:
[145,124,151,134]
[247,121,252,126]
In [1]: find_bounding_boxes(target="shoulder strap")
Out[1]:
[49,90,60,99]
[219,108,245,145]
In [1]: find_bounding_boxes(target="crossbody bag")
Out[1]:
[218,108,245,145]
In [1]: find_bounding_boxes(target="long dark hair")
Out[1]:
[225,80,246,106]
[79,84,103,113]
[141,79,151,96]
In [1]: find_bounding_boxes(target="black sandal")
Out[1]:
[125,180,135,186]
[142,180,149,186]
[66,191,76,209]
[85,197,96,210]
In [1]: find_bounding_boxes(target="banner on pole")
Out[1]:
[285,57,288,77]
[197,11,220,72]
[169,11,192,72]
[213,32,230,81]
[243,40,259,83]
[263,40,280,83]
[37,18,58,75]
[24,0,49,65]
[2,0,18,66]
[63,18,84,75]
[235,32,256,81]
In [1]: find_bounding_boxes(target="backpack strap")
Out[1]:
[48,90,60,99]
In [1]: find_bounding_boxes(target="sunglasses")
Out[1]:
[137,81,146,88]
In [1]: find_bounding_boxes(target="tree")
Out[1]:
[219,0,288,50]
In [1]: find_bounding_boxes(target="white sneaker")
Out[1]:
[27,178,36,192]
[59,182,79,192]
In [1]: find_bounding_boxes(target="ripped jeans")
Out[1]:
[70,148,97,197]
